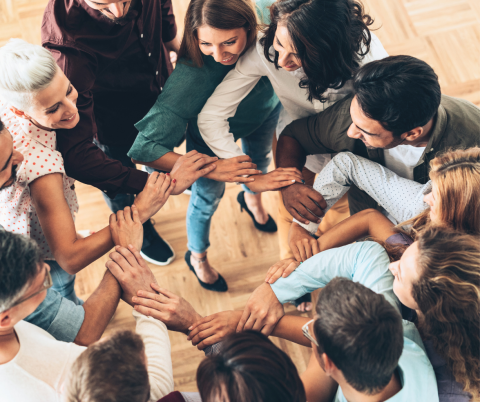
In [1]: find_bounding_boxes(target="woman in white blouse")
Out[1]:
[198,0,388,311]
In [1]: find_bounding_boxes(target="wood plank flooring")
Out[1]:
[1,0,479,392]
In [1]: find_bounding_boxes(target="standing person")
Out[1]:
[41,0,186,265]
[197,0,388,307]
[129,0,301,292]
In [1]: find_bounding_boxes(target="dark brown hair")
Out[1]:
[261,0,373,102]
[414,227,480,400]
[65,331,150,402]
[197,331,306,402]
[314,278,403,395]
[178,0,258,67]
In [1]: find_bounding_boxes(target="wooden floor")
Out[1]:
[1,0,479,392]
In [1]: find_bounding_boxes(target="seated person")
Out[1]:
[276,55,480,230]
[286,147,480,262]
[0,40,175,342]
[0,227,176,401]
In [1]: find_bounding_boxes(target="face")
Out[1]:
[272,24,301,71]
[12,68,79,131]
[84,0,135,23]
[0,263,50,329]
[0,129,24,190]
[197,26,248,65]
[388,242,421,310]
[423,182,440,223]
[347,97,406,150]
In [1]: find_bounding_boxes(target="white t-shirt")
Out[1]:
[0,320,86,402]
[384,145,426,180]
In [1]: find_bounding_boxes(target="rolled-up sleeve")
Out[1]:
[23,288,85,343]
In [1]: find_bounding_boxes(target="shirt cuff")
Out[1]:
[115,169,149,196]
[47,297,85,342]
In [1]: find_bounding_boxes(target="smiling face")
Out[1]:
[197,25,248,65]
[84,0,135,23]
[0,128,24,190]
[347,96,406,150]
[389,242,421,310]
[272,24,301,71]
[11,68,79,131]
[423,182,440,223]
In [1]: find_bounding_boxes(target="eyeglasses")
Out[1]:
[302,319,318,347]
[6,266,52,311]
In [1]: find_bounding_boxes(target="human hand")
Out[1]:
[281,183,327,224]
[169,150,218,195]
[245,167,304,193]
[133,283,202,334]
[187,310,242,350]
[288,222,320,262]
[236,282,284,335]
[105,245,158,307]
[134,172,176,223]
[204,155,262,183]
[264,258,300,284]
[109,205,143,251]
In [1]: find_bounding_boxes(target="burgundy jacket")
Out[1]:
[41,0,177,197]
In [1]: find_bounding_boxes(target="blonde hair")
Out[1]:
[399,147,480,238]
[414,226,480,400]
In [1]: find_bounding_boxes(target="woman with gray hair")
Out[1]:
[0,39,174,305]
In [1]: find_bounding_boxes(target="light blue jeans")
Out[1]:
[47,260,83,305]
[186,103,282,253]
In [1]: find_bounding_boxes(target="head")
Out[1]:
[65,330,150,402]
[0,39,79,131]
[312,278,403,396]
[84,0,137,24]
[422,147,480,233]
[348,55,441,149]
[0,231,50,332]
[390,226,480,398]
[197,331,306,402]
[179,0,257,67]
[261,0,373,102]
[0,120,24,190]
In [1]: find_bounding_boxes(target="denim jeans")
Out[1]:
[186,103,282,253]
[94,140,136,213]
[47,260,83,305]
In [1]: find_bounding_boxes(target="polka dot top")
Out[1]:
[0,100,79,259]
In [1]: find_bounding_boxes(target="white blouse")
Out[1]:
[198,32,388,173]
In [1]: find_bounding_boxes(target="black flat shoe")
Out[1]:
[185,251,228,292]
[237,191,277,233]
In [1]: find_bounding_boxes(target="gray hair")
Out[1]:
[0,230,43,312]
[0,38,58,112]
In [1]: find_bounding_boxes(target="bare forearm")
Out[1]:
[271,315,311,347]
[74,270,121,346]
[276,135,307,170]
[132,151,180,172]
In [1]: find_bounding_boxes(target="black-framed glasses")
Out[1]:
[302,319,319,347]
[5,266,52,312]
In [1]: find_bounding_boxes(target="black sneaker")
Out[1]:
[140,219,175,266]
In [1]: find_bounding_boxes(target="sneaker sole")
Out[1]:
[140,250,176,266]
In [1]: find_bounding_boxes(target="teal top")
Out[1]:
[128,0,278,162]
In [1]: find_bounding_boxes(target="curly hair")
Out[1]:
[414,226,480,400]
[398,147,480,240]
[260,0,373,102]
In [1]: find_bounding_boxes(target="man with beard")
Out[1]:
[41,0,180,265]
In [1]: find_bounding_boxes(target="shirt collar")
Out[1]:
[423,104,447,153]
[21,119,56,151]
[78,0,140,34]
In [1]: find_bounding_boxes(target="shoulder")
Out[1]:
[360,31,389,65]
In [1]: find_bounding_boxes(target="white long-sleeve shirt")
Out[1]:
[0,311,173,402]
[197,32,388,173]
[293,152,432,234]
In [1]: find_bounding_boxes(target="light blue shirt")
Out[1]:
[271,242,439,402]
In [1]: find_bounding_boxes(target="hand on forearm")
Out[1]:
[288,223,320,262]
[276,135,308,170]
[204,155,261,183]
[281,184,327,225]
[74,270,121,346]
[109,205,143,251]
[245,168,303,193]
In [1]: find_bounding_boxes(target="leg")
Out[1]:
[186,176,226,284]
[241,103,282,225]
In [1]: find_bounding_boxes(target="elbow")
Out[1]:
[55,256,83,275]
[74,329,101,347]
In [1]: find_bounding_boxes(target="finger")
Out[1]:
[131,204,141,223]
[105,259,125,277]
[134,305,164,321]
[299,198,325,219]
[184,150,199,158]
[190,327,217,346]
[282,261,299,278]
[312,239,321,256]
[243,315,257,331]
[136,290,169,304]
[236,310,250,333]
[196,163,217,178]
[232,155,253,163]
[188,315,214,333]
[308,192,328,210]
[123,206,133,224]
[154,286,178,300]
[115,246,138,267]
[159,173,171,194]
[148,171,160,185]
[305,242,313,259]
[260,323,276,336]
[289,207,310,225]
[252,318,265,332]
[292,204,319,223]
[196,336,219,351]
[132,296,163,311]
[192,155,218,166]
[273,180,298,189]
[268,267,285,284]
[291,244,302,263]
[116,209,125,223]
[154,173,166,190]
[127,244,147,267]
[109,213,117,227]
[297,242,307,262]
